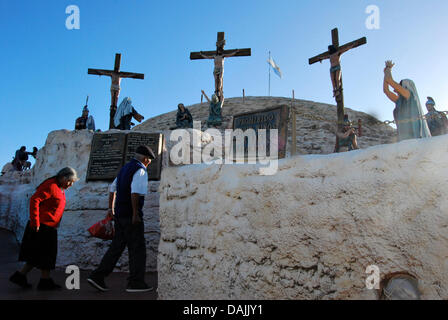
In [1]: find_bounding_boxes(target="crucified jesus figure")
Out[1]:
[328,43,356,98]
[199,46,240,98]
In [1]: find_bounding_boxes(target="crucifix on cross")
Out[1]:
[190,32,251,99]
[309,28,366,151]
[88,53,145,129]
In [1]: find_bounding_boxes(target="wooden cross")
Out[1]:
[309,28,366,151]
[190,32,251,98]
[88,53,145,129]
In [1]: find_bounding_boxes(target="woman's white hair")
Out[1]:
[57,167,78,181]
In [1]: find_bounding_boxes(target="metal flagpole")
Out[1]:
[268,51,271,96]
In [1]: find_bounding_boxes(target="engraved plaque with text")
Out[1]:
[86,132,164,182]
[86,133,127,181]
[125,132,164,181]
[232,106,288,159]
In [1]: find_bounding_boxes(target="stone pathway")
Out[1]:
[0,228,158,300]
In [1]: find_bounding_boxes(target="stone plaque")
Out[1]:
[125,132,164,181]
[232,105,289,158]
[86,132,164,182]
[86,133,127,181]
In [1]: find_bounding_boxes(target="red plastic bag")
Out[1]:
[88,216,115,240]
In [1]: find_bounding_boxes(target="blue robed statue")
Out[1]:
[383,60,431,141]
[424,97,448,136]
[202,90,223,127]
[176,103,193,128]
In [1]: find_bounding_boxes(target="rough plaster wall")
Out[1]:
[158,135,448,299]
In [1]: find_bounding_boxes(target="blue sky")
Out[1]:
[1,0,448,167]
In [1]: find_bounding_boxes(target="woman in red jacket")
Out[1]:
[9,167,78,290]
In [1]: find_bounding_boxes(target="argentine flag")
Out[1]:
[267,57,282,78]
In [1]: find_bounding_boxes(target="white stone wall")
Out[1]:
[158,135,448,299]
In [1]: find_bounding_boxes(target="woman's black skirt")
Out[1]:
[18,221,58,270]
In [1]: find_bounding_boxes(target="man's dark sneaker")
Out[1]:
[126,282,153,293]
[87,275,109,292]
[37,278,62,291]
[9,271,32,289]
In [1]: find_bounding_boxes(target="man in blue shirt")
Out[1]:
[88,145,155,293]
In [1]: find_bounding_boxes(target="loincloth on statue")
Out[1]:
[213,67,223,76]
[110,84,121,92]
[330,64,341,73]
